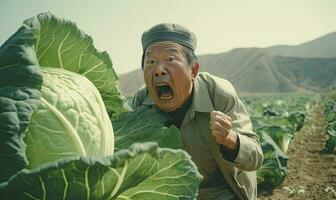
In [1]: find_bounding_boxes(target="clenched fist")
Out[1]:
[210,111,238,150]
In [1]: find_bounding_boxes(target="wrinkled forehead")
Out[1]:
[145,41,186,56]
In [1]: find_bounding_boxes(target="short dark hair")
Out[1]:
[141,45,198,69]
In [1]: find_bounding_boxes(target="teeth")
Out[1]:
[160,95,173,100]
[156,82,168,86]
[155,82,173,100]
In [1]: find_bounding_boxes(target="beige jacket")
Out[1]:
[132,72,264,200]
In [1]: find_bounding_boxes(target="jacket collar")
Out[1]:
[182,75,214,125]
[192,74,214,113]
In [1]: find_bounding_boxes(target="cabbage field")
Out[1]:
[241,94,313,191]
[1,12,335,200]
[256,92,336,199]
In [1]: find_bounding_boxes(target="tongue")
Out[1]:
[160,87,172,97]
[160,92,172,99]
[158,85,173,99]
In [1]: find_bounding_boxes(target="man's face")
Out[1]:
[143,41,196,112]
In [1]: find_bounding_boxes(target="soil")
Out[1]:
[258,104,336,200]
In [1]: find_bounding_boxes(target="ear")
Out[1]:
[191,62,199,78]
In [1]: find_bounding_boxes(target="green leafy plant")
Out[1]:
[0,12,202,199]
[113,106,181,151]
[324,100,336,153]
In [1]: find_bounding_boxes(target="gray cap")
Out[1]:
[141,23,197,51]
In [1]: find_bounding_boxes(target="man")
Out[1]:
[132,23,264,200]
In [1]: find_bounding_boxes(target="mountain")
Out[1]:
[118,32,336,96]
[266,32,336,58]
[197,48,336,93]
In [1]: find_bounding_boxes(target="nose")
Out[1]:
[154,65,167,77]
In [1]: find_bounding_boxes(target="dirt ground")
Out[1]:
[258,104,336,200]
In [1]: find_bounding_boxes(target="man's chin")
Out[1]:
[154,99,178,112]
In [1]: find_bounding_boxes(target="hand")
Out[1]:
[210,111,238,150]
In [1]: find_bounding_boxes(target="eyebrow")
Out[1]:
[145,48,179,57]
[145,51,152,57]
[166,48,179,54]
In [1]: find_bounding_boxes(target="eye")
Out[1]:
[146,60,154,65]
[167,57,175,62]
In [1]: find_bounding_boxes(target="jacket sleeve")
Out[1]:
[209,74,264,171]
[225,94,264,171]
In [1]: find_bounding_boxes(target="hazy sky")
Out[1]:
[1,0,335,74]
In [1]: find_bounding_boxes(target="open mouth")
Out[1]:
[155,82,173,100]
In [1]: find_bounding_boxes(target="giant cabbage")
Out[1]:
[0,12,202,199]
[24,68,114,169]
